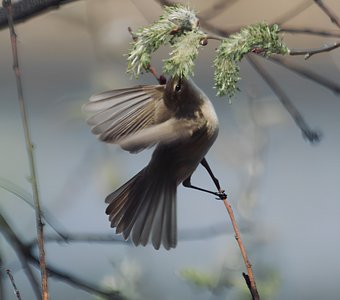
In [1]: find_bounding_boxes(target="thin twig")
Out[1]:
[314,0,340,29]
[289,41,340,58]
[2,1,49,299]
[5,269,22,300]
[26,222,237,251]
[0,177,68,239]
[0,213,42,298]
[247,54,321,143]
[27,254,125,300]
[222,198,260,300]
[0,212,125,300]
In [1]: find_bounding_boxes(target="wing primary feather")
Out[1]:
[87,94,151,128]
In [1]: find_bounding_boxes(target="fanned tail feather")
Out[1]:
[105,168,177,250]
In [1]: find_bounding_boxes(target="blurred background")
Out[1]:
[1,0,340,299]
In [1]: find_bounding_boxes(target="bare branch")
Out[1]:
[0,177,68,239]
[5,269,22,300]
[26,221,236,251]
[247,54,321,144]
[222,197,260,300]
[27,233,128,250]
[0,0,80,30]
[0,213,42,298]
[27,254,125,300]
[289,41,340,58]
[2,1,49,298]
[314,0,340,29]
[0,212,125,300]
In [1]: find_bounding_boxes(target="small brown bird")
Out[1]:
[83,77,219,250]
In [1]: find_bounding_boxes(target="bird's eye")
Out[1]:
[174,83,182,93]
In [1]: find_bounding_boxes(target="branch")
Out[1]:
[5,269,22,300]
[221,196,260,300]
[0,0,79,30]
[26,255,125,300]
[2,1,48,298]
[289,41,340,58]
[247,54,321,143]
[0,213,42,299]
[26,221,236,251]
[314,0,340,29]
[27,233,128,250]
[0,177,68,239]
[0,212,125,300]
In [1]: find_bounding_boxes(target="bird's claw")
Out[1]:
[215,190,227,200]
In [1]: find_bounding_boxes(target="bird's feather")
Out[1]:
[105,167,177,250]
[83,85,167,144]
[119,118,196,153]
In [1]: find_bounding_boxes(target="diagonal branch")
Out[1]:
[0,212,125,300]
[26,254,125,300]
[0,177,68,238]
[222,198,260,300]
[0,213,42,299]
[5,269,22,300]
[314,0,340,29]
[247,54,321,143]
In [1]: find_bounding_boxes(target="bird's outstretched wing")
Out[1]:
[83,85,169,145]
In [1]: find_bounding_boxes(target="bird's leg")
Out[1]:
[200,158,221,190]
[200,157,227,200]
[183,176,225,199]
[182,159,227,200]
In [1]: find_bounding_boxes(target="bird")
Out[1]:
[83,77,219,250]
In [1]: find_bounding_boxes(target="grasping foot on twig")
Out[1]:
[182,158,227,200]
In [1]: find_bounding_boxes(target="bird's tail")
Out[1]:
[105,168,177,250]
